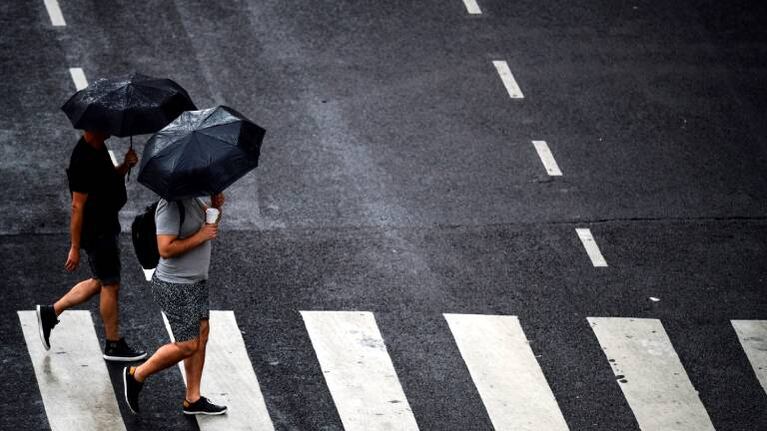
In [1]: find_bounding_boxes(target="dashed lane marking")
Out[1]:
[301,310,419,431]
[18,310,127,431]
[461,0,482,14]
[493,60,524,99]
[732,320,767,394]
[162,311,275,430]
[445,314,569,430]
[43,0,66,26]
[588,317,715,431]
[532,140,563,176]
[576,228,608,267]
[69,67,88,91]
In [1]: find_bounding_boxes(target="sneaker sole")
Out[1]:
[36,305,50,351]
[104,353,148,362]
[123,368,138,415]
[183,409,227,416]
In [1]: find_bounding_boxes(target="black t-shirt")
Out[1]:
[67,138,127,246]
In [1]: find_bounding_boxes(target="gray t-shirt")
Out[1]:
[154,198,212,283]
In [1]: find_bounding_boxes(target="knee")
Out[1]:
[175,339,199,357]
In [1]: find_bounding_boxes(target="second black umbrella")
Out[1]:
[137,106,266,201]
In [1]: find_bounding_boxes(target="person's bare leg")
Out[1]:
[99,283,120,341]
[183,320,209,403]
[53,278,101,315]
[133,339,198,382]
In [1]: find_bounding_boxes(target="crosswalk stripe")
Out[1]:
[731,320,767,394]
[162,311,275,430]
[588,317,715,430]
[445,314,569,431]
[301,310,419,431]
[17,310,126,431]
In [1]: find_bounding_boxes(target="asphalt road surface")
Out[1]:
[1,1,766,430]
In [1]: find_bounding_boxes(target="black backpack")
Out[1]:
[131,201,185,270]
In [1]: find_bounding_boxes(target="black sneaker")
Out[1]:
[104,338,148,361]
[183,396,227,415]
[123,366,144,414]
[35,304,58,350]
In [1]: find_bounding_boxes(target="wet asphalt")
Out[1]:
[1,0,766,430]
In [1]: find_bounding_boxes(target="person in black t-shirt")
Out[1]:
[35,130,147,361]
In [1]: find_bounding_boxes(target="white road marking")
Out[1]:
[532,140,563,176]
[301,310,419,431]
[162,311,275,430]
[732,320,767,394]
[142,268,155,281]
[69,68,88,91]
[18,310,126,431]
[44,0,66,26]
[461,0,482,14]
[588,317,715,431]
[576,228,608,267]
[493,61,524,99]
[445,314,569,431]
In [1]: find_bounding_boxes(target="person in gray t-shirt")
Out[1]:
[155,198,212,283]
[122,193,228,416]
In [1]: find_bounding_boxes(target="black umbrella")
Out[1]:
[137,106,265,200]
[61,73,197,137]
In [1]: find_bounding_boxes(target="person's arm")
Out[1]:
[157,224,217,259]
[115,148,138,176]
[65,192,88,272]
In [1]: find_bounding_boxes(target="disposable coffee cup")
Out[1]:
[205,208,220,224]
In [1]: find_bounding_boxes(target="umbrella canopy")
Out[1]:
[137,106,265,200]
[61,73,196,137]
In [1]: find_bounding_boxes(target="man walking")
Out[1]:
[36,130,146,361]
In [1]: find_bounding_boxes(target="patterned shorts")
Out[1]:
[150,275,209,342]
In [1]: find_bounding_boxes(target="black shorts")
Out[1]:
[83,234,121,286]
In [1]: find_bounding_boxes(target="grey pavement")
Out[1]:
[1,0,766,430]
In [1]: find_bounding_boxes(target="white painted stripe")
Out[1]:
[532,140,563,176]
[588,317,715,430]
[162,311,275,430]
[301,311,418,431]
[143,268,155,281]
[732,320,767,394]
[44,0,66,26]
[69,68,88,91]
[462,0,482,14]
[18,310,126,431]
[576,228,608,267]
[445,314,569,431]
[493,60,524,99]
[108,150,118,167]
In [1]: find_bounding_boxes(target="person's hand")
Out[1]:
[197,223,218,242]
[123,148,138,168]
[65,247,80,272]
[211,193,225,209]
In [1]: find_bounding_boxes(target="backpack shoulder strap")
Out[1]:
[177,201,186,236]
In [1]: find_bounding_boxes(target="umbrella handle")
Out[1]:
[126,136,133,182]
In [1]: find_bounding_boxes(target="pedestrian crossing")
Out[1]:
[17,310,767,430]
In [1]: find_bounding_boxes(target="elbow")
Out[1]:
[158,247,173,259]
